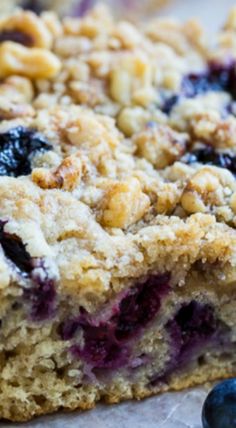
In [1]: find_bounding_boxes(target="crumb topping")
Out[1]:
[0,6,236,307]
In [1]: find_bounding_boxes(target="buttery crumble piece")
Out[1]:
[0,5,236,422]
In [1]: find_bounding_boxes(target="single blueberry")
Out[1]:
[0,126,52,177]
[161,94,180,114]
[184,146,236,175]
[161,61,236,115]
[182,62,236,99]
[202,379,236,428]
[0,221,33,274]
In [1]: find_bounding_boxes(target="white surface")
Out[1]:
[1,1,235,427]
[161,0,236,32]
[1,387,208,428]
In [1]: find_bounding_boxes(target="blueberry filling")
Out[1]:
[184,146,236,174]
[59,273,170,370]
[150,301,218,385]
[71,323,131,370]
[114,274,169,341]
[167,301,217,360]
[162,62,236,114]
[25,259,57,322]
[0,126,52,177]
[0,221,56,321]
[0,30,33,47]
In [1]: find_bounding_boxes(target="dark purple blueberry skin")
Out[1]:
[0,126,52,177]
[0,221,56,321]
[202,379,236,428]
[162,61,236,114]
[182,62,236,99]
[0,30,33,47]
[59,273,170,370]
[0,221,33,274]
[184,146,236,175]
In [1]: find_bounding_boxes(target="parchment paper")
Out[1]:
[1,0,236,426]
[1,387,208,428]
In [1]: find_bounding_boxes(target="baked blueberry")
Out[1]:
[162,62,236,114]
[0,126,52,177]
[202,379,236,428]
[59,274,170,370]
[184,146,236,174]
[182,62,236,99]
[0,221,32,274]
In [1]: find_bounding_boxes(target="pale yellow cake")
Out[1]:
[0,4,235,422]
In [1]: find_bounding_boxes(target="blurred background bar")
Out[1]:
[0,0,168,17]
[0,0,236,31]
[161,0,236,32]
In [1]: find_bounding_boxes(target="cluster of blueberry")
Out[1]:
[59,274,170,370]
[0,126,51,177]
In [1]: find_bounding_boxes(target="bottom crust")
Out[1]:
[3,353,236,422]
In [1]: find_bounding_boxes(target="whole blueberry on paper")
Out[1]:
[202,379,236,428]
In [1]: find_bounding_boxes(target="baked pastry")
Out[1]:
[0,4,236,422]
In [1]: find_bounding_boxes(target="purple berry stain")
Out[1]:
[0,126,52,177]
[25,259,57,322]
[167,301,217,361]
[0,221,57,321]
[59,273,170,371]
[150,301,218,385]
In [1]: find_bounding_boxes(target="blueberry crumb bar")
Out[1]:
[0,4,236,422]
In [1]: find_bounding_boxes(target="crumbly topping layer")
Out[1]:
[1,6,236,309]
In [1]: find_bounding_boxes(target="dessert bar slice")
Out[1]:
[0,5,236,422]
